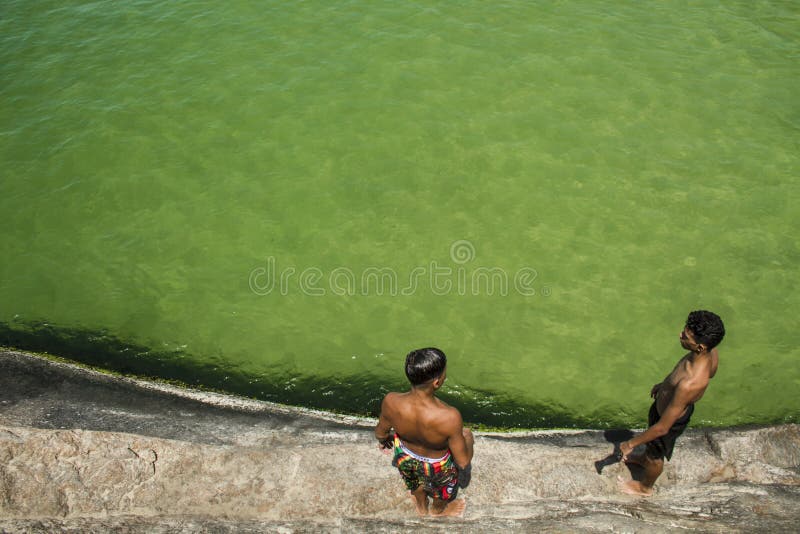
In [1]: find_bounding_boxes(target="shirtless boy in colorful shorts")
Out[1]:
[375,347,474,516]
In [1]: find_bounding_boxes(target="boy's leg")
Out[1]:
[430,497,466,517]
[409,485,429,516]
[619,455,663,496]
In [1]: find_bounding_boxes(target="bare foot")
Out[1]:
[617,476,653,497]
[430,498,466,517]
[409,489,428,516]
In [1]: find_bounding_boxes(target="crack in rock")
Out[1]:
[128,446,158,475]
[704,431,722,459]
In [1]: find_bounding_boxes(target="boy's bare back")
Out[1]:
[379,391,463,458]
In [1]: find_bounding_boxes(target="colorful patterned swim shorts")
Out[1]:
[391,434,459,501]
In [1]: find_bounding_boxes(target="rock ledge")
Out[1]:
[1,350,798,533]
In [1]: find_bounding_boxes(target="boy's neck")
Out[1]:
[689,349,711,363]
[410,384,436,397]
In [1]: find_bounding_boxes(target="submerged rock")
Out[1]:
[0,350,798,532]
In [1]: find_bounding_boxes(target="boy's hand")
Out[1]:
[377,435,393,454]
[650,383,662,399]
[620,440,634,460]
[457,462,472,488]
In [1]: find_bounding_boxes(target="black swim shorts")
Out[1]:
[645,402,694,461]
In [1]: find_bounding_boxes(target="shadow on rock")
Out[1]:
[594,429,634,474]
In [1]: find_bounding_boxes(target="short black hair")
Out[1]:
[686,310,725,350]
[405,347,447,386]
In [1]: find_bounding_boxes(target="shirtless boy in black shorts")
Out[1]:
[619,310,725,496]
[375,348,474,516]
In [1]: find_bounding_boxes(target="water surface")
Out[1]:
[1,0,798,427]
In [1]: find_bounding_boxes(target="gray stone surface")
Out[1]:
[1,349,798,532]
[0,349,363,447]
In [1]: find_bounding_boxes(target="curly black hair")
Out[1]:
[686,310,725,350]
[405,347,447,385]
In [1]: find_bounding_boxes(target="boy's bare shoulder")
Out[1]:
[380,391,405,410]
[434,399,464,426]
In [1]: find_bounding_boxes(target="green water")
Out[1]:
[1,1,798,428]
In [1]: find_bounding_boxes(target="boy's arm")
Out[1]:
[374,395,394,449]
[620,383,694,459]
[446,411,474,469]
